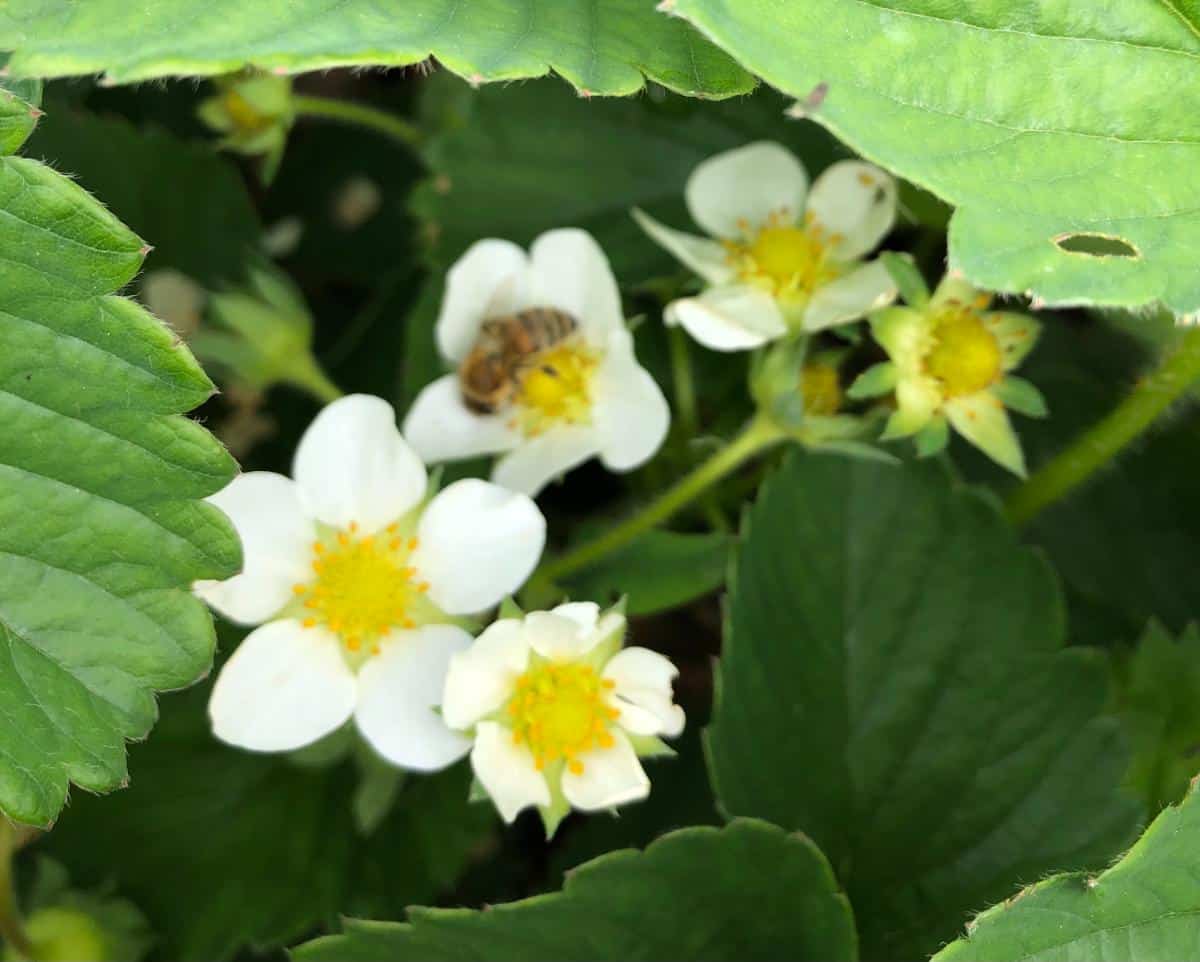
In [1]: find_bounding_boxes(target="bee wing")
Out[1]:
[483,274,525,319]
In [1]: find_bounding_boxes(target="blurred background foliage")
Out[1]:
[17,64,1200,960]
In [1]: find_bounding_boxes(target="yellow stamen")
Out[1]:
[925,308,1003,398]
[297,523,434,657]
[504,661,620,773]
[515,342,599,436]
[725,211,841,306]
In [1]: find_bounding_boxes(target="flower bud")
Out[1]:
[197,71,294,180]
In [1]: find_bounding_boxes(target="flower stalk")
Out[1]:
[529,414,786,592]
[292,95,422,149]
[1006,325,1200,525]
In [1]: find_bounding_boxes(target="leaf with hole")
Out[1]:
[671,0,1200,314]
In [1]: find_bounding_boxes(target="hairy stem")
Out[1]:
[1006,326,1200,525]
[0,819,31,960]
[292,95,422,149]
[530,415,785,589]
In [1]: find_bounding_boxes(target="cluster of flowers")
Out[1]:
[194,141,1043,833]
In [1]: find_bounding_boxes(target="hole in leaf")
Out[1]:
[1053,232,1140,259]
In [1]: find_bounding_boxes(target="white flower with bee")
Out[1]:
[633,141,900,351]
[402,229,670,496]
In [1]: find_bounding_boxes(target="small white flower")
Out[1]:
[402,229,670,496]
[634,141,899,350]
[195,394,547,770]
[442,602,685,836]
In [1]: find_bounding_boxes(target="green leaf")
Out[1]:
[0,93,239,827]
[564,530,732,616]
[706,453,1141,960]
[293,820,858,962]
[0,2,754,98]
[26,104,260,284]
[1116,622,1200,816]
[42,674,494,962]
[933,780,1200,962]
[671,0,1200,314]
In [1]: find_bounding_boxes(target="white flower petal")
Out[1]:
[442,618,530,731]
[526,611,599,661]
[685,141,808,241]
[803,260,898,332]
[592,328,670,472]
[355,625,474,772]
[208,621,355,752]
[437,239,529,363]
[603,647,686,738]
[195,472,316,625]
[292,394,427,534]
[402,374,521,464]
[665,285,788,352]
[630,208,735,285]
[805,160,897,260]
[528,229,625,346]
[491,426,601,496]
[413,479,546,615]
[472,720,551,822]
[560,729,650,811]
[549,602,600,635]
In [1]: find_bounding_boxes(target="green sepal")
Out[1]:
[881,252,930,308]
[352,740,406,837]
[993,376,1049,418]
[537,761,572,839]
[498,597,525,620]
[847,361,898,400]
[467,777,490,804]
[285,724,355,769]
[626,734,677,759]
[914,415,950,458]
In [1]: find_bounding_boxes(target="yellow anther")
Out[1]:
[505,661,619,769]
[925,310,1003,398]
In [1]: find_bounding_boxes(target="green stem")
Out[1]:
[1006,326,1200,526]
[668,327,699,438]
[0,820,32,960]
[287,355,345,404]
[532,415,785,588]
[292,95,422,149]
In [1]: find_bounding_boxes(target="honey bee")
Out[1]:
[459,307,578,413]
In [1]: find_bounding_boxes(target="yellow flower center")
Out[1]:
[726,212,842,304]
[506,662,620,774]
[222,88,272,134]
[800,363,843,416]
[292,522,433,658]
[514,343,598,436]
[925,310,1003,398]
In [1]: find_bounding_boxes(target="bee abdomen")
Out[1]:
[515,307,578,347]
